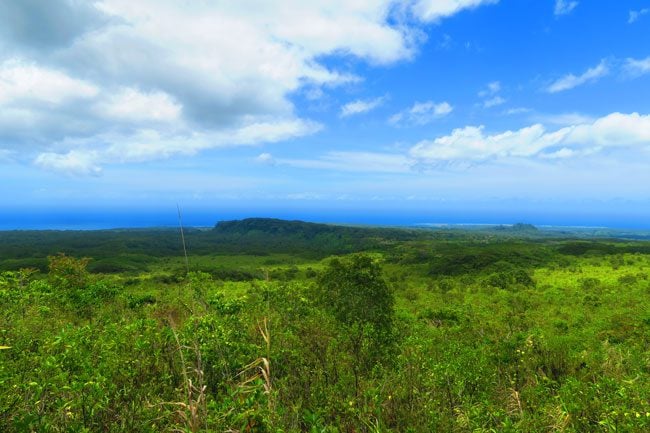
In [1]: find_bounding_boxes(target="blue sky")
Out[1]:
[1,0,650,228]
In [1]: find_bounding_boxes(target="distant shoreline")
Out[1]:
[1,218,650,237]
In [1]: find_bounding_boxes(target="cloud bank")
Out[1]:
[410,112,650,163]
[259,112,650,174]
[0,0,500,174]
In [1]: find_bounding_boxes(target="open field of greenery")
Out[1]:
[2,219,649,432]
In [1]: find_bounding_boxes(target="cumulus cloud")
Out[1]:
[564,112,650,146]
[410,124,551,161]
[340,97,386,117]
[531,112,595,126]
[546,60,608,93]
[411,0,499,22]
[0,0,501,174]
[244,112,650,174]
[628,9,649,24]
[34,150,102,176]
[0,59,98,105]
[389,101,453,126]
[409,112,650,163]
[94,88,182,123]
[0,0,499,174]
[624,56,650,77]
[554,0,578,16]
[33,119,320,175]
[0,0,111,51]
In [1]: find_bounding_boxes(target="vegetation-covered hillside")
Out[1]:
[1,219,649,432]
[0,218,435,273]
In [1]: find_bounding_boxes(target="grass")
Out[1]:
[2,227,650,431]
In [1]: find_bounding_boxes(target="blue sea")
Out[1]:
[1,204,649,230]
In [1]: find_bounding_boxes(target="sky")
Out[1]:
[1,0,650,229]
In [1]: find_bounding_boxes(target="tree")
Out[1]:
[316,254,395,393]
[48,253,114,317]
[48,253,90,293]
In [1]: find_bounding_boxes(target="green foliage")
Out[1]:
[48,253,91,292]
[2,224,650,432]
[46,254,118,317]
[486,267,535,290]
[317,255,394,337]
[428,242,553,276]
[315,254,396,399]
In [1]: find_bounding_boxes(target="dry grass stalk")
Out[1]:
[168,317,207,433]
[238,318,272,395]
[507,387,524,418]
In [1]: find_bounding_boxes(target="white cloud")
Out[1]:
[277,151,413,173]
[256,152,275,165]
[540,147,575,159]
[531,112,595,126]
[478,81,500,97]
[564,112,650,147]
[412,0,499,22]
[0,149,15,162]
[436,33,453,50]
[304,87,325,101]
[410,124,552,161]
[34,150,102,176]
[0,59,98,105]
[483,96,506,108]
[488,81,501,93]
[1,0,499,174]
[95,88,181,122]
[628,8,649,24]
[409,112,650,163]
[554,0,578,16]
[624,56,650,77]
[33,119,321,172]
[503,107,532,115]
[546,60,608,93]
[285,192,324,200]
[0,2,435,172]
[340,97,386,117]
[390,101,453,126]
[478,81,505,108]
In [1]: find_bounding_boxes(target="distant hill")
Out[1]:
[213,218,346,238]
[212,217,425,239]
[208,218,427,256]
[492,223,539,232]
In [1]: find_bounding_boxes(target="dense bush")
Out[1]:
[2,230,650,432]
